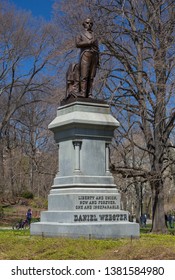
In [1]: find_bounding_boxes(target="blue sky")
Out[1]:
[10,0,55,20]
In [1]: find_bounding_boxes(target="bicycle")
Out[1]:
[12,218,30,230]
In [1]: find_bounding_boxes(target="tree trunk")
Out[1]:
[135,199,141,224]
[9,149,15,197]
[151,179,167,233]
[135,182,143,223]
[0,136,5,195]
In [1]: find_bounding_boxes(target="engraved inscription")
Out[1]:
[75,195,120,210]
[74,214,128,222]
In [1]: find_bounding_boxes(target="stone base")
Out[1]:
[30,100,140,239]
[30,187,139,239]
[30,221,139,239]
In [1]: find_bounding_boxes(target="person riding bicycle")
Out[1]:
[26,209,32,225]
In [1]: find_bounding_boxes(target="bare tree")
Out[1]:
[16,96,57,190]
[87,0,175,233]
[110,124,152,223]
[2,91,58,198]
[0,1,63,195]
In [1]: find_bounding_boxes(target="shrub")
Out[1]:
[21,191,34,199]
[30,197,48,209]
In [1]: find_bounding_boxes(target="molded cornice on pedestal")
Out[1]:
[48,100,119,142]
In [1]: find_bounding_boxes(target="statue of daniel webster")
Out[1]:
[66,17,99,99]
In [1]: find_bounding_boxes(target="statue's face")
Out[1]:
[83,18,93,31]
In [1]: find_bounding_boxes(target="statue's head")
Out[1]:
[82,17,93,30]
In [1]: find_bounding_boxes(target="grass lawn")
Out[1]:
[0,228,175,260]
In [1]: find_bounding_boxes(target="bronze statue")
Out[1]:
[76,17,99,97]
[65,17,99,99]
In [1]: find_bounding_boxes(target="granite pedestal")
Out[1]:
[30,98,139,238]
